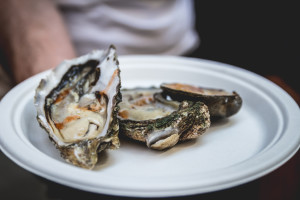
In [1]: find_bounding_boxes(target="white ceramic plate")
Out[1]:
[0,56,299,197]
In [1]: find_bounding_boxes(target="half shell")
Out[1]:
[161,83,242,119]
[118,88,210,150]
[34,46,121,169]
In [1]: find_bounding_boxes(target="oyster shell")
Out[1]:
[161,83,242,119]
[34,46,121,169]
[118,88,210,150]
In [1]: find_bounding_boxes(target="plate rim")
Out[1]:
[0,55,299,197]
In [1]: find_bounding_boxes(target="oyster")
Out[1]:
[118,88,210,150]
[161,83,242,119]
[34,46,121,169]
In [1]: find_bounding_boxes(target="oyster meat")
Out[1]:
[34,46,121,169]
[118,87,210,150]
[161,83,242,119]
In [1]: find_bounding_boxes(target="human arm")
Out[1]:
[0,0,76,83]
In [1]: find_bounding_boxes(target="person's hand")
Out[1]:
[266,75,300,105]
[0,0,76,83]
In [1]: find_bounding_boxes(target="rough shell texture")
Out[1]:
[34,46,121,169]
[118,88,210,150]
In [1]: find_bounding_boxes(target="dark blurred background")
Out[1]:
[192,1,299,94]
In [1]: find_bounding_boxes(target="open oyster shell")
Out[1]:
[161,83,242,119]
[34,46,121,169]
[118,88,210,150]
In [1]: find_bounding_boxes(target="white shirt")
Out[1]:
[54,0,199,56]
